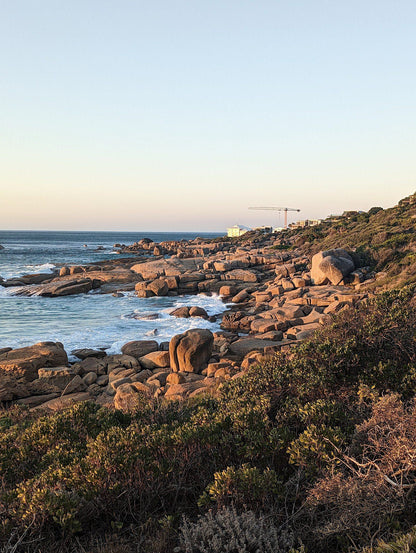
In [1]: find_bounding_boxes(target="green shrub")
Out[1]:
[198,464,281,509]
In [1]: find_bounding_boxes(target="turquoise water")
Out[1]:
[0,231,224,354]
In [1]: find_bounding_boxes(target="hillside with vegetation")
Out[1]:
[281,192,416,289]
[2,195,416,553]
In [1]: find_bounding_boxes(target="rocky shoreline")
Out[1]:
[0,233,376,411]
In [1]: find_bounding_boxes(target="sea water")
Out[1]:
[0,231,225,355]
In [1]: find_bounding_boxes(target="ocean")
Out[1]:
[0,230,225,357]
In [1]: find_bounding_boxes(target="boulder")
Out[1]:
[32,392,91,411]
[13,278,93,297]
[114,382,152,411]
[164,381,206,400]
[121,340,158,360]
[229,337,284,357]
[147,278,169,296]
[72,356,106,376]
[170,306,190,318]
[139,351,170,369]
[38,366,77,388]
[169,329,214,373]
[0,342,68,381]
[71,348,107,360]
[311,249,355,285]
[62,375,87,395]
[189,306,208,318]
[0,375,30,402]
[231,290,249,303]
[219,285,237,297]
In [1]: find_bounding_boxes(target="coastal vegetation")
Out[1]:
[1,286,416,552]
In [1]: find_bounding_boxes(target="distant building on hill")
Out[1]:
[289,219,322,230]
[253,225,273,233]
[227,224,251,237]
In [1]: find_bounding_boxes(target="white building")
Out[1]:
[227,225,251,237]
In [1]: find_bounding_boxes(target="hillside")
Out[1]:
[281,192,416,288]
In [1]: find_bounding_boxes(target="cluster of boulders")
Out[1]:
[0,329,245,410]
[0,232,378,411]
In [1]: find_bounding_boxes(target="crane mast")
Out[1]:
[248,206,301,229]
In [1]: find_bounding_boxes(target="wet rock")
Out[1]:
[170,306,190,318]
[189,306,208,318]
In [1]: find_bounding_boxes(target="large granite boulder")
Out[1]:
[311,249,355,285]
[0,342,68,381]
[169,329,214,373]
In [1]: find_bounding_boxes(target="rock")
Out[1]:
[311,249,355,285]
[15,393,59,407]
[131,258,205,279]
[121,340,158,360]
[164,381,206,400]
[72,357,106,376]
[219,285,237,296]
[71,348,107,360]
[38,366,77,388]
[96,374,109,386]
[231,290,249,303]
[32,392,91,411]
[114,382,152,411]
[147,278,169,296]
[0,375,30,401]
[139,351,170,369]
[62,375,87,395]
[106,354,140,372]
[224,269,258,282]
[131,369,153,383]
[13,278,94,297]
[170,306,190,318]
[166,372,186,385]
[229,337,284,357]
[169,329,214,373]
[83,371,98,385]
[0,342,68,381]
[189,306,208,318]
[0,347,12,355]
[59,267,70,277]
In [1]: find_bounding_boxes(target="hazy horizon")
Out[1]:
[1,1,415,231]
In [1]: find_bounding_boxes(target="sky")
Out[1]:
[0,0,415,231]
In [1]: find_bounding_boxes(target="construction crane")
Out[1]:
[248,206,301,229]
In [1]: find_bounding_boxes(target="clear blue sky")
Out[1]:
[1,0,415,231]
